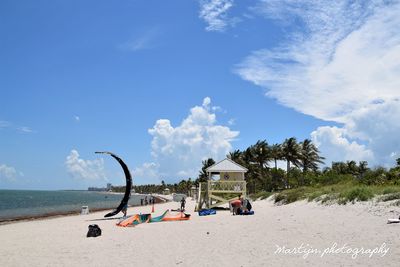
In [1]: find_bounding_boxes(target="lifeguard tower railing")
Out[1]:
[196,180,246,210]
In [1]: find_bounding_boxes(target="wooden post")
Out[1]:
[207,180,211,208]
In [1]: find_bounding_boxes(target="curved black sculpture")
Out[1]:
[95,151,132,218]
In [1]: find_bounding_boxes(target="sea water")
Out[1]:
[0,190,147,221]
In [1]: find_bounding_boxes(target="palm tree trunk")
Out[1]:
[286,160,290,188]
[274,159,277,170]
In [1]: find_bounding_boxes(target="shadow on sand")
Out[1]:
[86,216,125,222]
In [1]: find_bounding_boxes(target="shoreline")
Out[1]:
[0,195,168,225]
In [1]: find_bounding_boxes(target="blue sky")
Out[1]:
[1,0,399,190]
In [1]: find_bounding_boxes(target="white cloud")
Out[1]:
[65,149,106,180]
[118,27,159,51]
[135,97,239,182]
[235,0,400,166]
[0,121,34,133]
[348,99,400,165]
[202,96,211,107]
[18,126,34,133]
[311,126,373,165]
[0,120,10,128]
[74,116,80,122]
[199,0,236,32]
[0,164,18,182]
[132,162,160,184]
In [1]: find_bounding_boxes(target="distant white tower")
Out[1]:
[106,183,112,191]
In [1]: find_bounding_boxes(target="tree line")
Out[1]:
[199,137,325,193]
[131,179,195,195]
[113,137,400,195]
[199,138,400,194]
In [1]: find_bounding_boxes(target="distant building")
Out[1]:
[88,183,112,192]
[88,187,106,192]
[106,183,112,191]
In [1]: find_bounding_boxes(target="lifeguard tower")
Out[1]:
[163,188,171,195]
[196,158,247,210]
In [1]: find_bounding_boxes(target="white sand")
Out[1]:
[0,198,399,267]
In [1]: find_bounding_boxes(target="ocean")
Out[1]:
[0,190,149,221]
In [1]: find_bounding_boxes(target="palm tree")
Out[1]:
[299,139,325,172]
[252,140,271,170]
[347,160,358,176]
[270,143,283,170]
[242,147,255,169]
[198,158,215,182]
[269,143,283,190]
[251,140,272,191]
[332,161,348,174]
[358,161,369,178]
[281,137,301,188]
[228,149,243,165]
[241,147,258,187]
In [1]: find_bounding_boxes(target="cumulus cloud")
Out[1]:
[199,0,236,32]
[228,118,236,125]
[132,162,160,184]
[311,126,373,164]
[235,0,400,166]
[65,150,106,180]
[0,164,19,182]
[135,97,239,182]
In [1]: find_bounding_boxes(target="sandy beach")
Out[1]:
[0,198,399,267]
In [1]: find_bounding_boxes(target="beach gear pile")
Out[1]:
[117,210,190,227]
[231,198,254,215]
[87,224,102,237]
[198,209,216,216]
[238,210,254,215]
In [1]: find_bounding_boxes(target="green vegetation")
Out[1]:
[112,178,196,194]
[271,183,400,205]
[379,192,400,202]
[116,137,400,206]
[225,138,400,205]
[392,200,400,206]
[338,186,374,203]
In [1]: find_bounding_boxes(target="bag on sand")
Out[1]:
[246,200,252,211]
[87,224,102,238]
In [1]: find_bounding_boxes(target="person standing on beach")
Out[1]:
[122,203,128,217]
[231,195,242,215]
[180,197,186,211]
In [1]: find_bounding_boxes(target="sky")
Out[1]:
[1,0,399,190]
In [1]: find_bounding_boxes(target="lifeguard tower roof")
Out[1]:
[206,158,248,173]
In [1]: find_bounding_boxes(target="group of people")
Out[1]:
[121,195,250,217]
[121,196,157,218]
[140,196,155,206]
[230,195,252,215]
